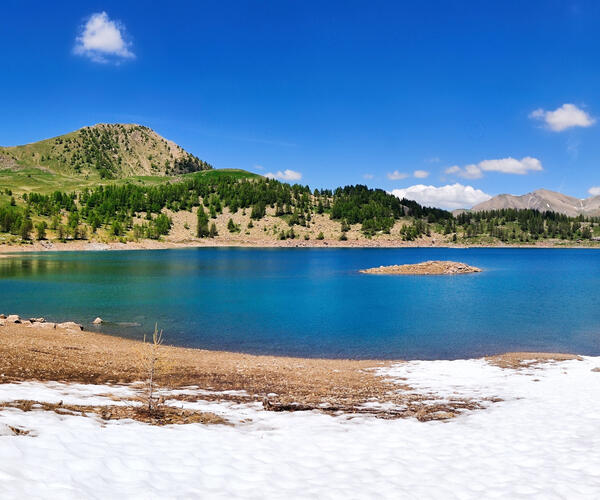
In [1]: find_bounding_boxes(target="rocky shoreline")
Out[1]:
[360,260,482,275]
[0,314,83,331]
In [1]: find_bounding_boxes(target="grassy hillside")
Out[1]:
[0,124,212,181]
[0,166,258,196]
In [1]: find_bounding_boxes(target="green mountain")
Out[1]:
[0,124,212,180]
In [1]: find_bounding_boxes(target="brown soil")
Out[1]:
[360,260,482,275]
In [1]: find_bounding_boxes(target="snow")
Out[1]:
[1,357,600,499]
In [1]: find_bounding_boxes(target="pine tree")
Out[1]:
[197,207,209,237]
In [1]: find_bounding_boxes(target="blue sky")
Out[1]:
[1,0,599,208]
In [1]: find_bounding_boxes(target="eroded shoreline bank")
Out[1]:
[2,238,600,254]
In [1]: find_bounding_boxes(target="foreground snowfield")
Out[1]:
[1,357,600,499]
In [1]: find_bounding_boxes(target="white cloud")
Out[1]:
[265,169,302,182]
[387,170,409,180]
[391,183,492,210]
[589,187,600,197]
[445,164,483,179]
[254,164,264,171]
[445,156,542,179]
[413,170,429,179]
[530,104,595,132]
[363,173,374,179]
[479,156,542,175]
[74,12,134,63]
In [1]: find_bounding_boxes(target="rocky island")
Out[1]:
[360,260,482,275]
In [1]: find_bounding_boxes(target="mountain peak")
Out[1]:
[0,124,212,179]
[472,189,599,217]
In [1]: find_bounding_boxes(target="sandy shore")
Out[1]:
[0,321,579,419]
[2,237,600,254]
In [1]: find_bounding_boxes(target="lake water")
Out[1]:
[1,248,599,360]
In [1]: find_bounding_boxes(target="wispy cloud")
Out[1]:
[445,156,542,179]
[387,170,430,180]
[530,103,595,132]
[391,183,492,210]
[74,12,134,63]
[387,170,409,180]
[265,169,302,182]
[363,173,374,180]
[589,187,600,197]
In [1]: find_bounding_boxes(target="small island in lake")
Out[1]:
[360,260,482,275]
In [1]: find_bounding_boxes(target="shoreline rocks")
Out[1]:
[93,317,103,325]
[0,314,82,331]
[360,260,482,276]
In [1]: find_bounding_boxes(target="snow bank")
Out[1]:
[1,357,599,499]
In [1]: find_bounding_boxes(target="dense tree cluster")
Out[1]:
[455,209,598,242]
[330,185,451,235]
[3,171,598,244]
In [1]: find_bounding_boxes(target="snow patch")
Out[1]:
[1,357,599,498]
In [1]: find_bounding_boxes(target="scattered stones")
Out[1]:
[592,367,600,373]
[6,315,21,324]
[0,314,6,319]
[56,322,83,331]
[20,320,32,326]
[29,317,45,323]
[360,261,482,276]
[93,317,103,325]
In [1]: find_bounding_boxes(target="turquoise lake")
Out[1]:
[1,248,599,359]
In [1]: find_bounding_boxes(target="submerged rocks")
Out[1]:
[93,317,103,325]
[56,322,83,331]
[360,260,482,276]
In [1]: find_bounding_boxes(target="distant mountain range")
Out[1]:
[467,189,600,217]
[0,124,212,179]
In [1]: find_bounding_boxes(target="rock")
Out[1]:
[56,322,83,331]
[92,317,103,325]
[592,367,600,373]
[0,314,6,319]
[29,317,45,323]
[0,319,5,327]
[38,322,56,329]
[6,315,21,324]
[20,320,32,326]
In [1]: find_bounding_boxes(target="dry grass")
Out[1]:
[486,352,581,369]
[0,399,227,426]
